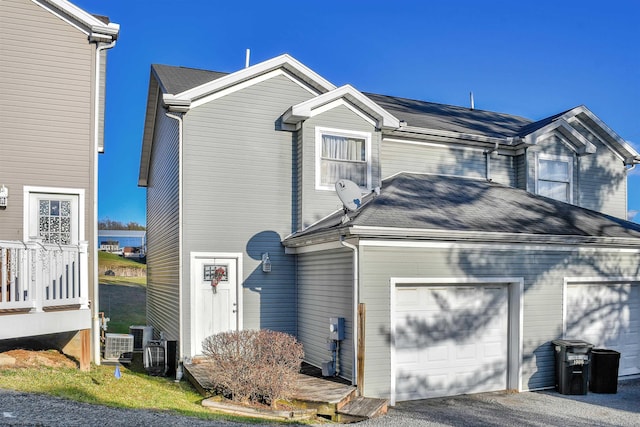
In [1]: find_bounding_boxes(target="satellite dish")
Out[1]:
[335,179,363,212]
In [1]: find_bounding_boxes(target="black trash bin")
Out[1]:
[551,339,593,395]
[590,348,620,393]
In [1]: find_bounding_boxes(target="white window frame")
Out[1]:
[23,186,85,243]
[315,127,372,191]
[534,153,573,203]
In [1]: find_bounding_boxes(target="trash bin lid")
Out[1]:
[551,339,594,348]
[592,348,621,355]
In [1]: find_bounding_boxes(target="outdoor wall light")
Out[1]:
[262,253,272,273]
[0,185,8,208]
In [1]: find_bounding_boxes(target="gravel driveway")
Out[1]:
[2,379,639,426]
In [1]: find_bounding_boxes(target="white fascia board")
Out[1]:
[347,225,640,248]
[175,54,336,103]
[562,106,639,159]
[523,118,596,154]
[35,0,119,39]
[284,85,400,129]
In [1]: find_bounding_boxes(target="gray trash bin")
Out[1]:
[551,339,593,395]
[589,348,620,393]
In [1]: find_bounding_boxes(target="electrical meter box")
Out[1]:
[329,317,345,341]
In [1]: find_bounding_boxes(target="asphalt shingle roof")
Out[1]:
[152,64,228,95]
[290,173,640,240]
[364,93,534,138]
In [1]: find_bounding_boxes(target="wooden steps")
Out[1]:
[336,396,388,423]
[184,362,388,422]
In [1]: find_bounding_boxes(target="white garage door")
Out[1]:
[566,283,640,376]
[394,284,508,401]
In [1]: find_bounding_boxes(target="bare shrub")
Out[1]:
[202,329,304,406]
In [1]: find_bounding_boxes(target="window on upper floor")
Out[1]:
[315,127,371,191]
[536,154,573,203]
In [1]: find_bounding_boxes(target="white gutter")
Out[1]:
[92,39,116,365]
[165,112,184,381]
[340,236,359,386]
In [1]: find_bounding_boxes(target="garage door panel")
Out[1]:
[566,283,639,377]
[395,284,508,400]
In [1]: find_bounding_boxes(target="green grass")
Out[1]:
[0,363,265,423]
[99,250,147,270]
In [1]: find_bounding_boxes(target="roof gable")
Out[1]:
[283,85,400,130]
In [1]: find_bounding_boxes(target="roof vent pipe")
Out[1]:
[470,91,475,110]
[245,49,251,68]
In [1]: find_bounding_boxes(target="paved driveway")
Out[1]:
[349,378,640,427]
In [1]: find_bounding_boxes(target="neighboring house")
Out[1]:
[98,230,146,255]
[139,54,640,402]
[0,0,119,368]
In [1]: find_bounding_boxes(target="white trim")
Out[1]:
[566,116,626,162]
[389,276,523,405]
[189,251,244,357]
[188,69,318,109]
[309,99,377,127]
[284,84,399,129]
[562,276,640,337]
[22,186,85,242]
[315,126,372,191]
[535,152,574,203]
[284,240,345,254]
[523,119,596,154]
[357,239,640,253]
[176,54,334,102]
[31,0,119,38]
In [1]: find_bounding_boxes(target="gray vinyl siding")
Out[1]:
[0,0,98,302]
[297,249,354,381]
[381,140,515,186]
[570,121,627,218]
[299,107,379,229]
[180,74,315,350]
[357,243,640,399]
[146,107,181,342]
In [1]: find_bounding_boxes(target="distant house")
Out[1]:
[139,54,640,403]
[0,0,119,369]
[98,230,146,255]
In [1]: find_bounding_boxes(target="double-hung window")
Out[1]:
[316,127,371,190]
[536,154,573,203]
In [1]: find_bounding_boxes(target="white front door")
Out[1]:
[192,255,239,355]
[26,189,82,244]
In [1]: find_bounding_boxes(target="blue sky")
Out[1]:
[74,0,639,225]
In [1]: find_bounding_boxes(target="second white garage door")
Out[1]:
[394,284,508,401]
[566,282,640,377]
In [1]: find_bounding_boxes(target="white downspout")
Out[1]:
[165,111,184,381]
[93,39,116,365]
[340,236,358,386]
[484,142,499,181]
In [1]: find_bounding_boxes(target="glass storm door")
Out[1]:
[28,192,80,244]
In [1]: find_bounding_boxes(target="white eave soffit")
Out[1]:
[523,118,596,155]
[561,106,640,161]
[282,84,400,130]
[36,0,119,39]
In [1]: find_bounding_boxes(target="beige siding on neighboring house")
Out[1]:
[297,249,355,381]
[300,106,379,229]
[146,107,181,343]
[358,243,640,399]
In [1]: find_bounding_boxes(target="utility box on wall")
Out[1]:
[330,317,345,341]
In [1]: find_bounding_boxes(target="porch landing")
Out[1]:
[183,361,387,422]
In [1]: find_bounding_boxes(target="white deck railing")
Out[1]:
[0,240,89,312]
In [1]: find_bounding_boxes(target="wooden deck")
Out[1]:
[184,361,387,421]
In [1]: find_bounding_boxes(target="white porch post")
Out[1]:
[78,241,89,309]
